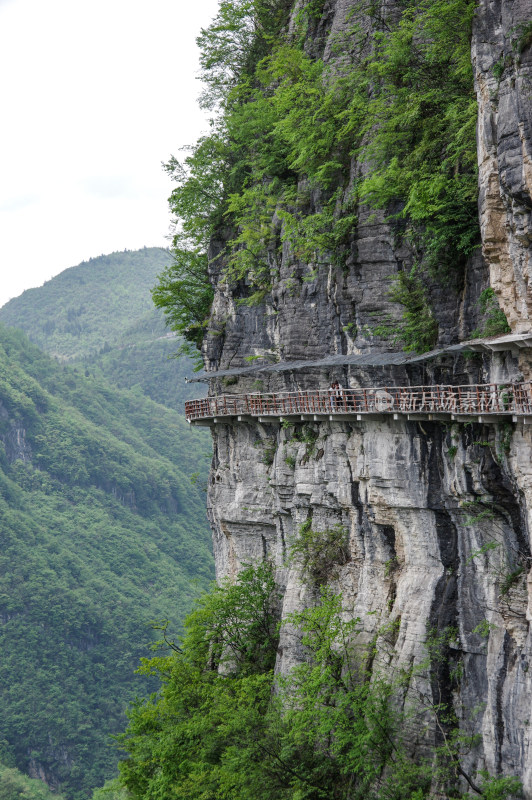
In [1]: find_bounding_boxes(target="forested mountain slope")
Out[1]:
[0,325,213,799]
[0,249,169,360]
[0,249,202,410]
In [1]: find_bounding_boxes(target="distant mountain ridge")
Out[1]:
[0,248,170,360]
[0,248,204,411]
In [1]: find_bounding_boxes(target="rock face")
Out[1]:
[473,0,532,331]
[0,400,32,464]
[201,0,532,792]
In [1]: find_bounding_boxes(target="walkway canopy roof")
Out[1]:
[187,332,532,383]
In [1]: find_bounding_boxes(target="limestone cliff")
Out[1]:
[197,0,532,793]
[473,0,532,333]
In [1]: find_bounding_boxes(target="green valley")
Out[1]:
[0,323,213,799]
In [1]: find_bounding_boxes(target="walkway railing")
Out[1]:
[185,382,532,422]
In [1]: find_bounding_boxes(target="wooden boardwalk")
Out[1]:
[185,382,532,425]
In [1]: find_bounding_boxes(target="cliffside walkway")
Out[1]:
[185,381,532,425]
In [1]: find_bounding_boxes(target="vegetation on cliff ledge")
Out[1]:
[0,761,65,800]
[153,0,479,355]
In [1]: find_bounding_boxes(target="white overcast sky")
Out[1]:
[0,0,220,307]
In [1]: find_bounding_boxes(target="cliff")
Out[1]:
[179,0,532,794]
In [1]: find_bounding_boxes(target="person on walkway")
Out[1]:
[329,381,337,411]
[335,381,344,411]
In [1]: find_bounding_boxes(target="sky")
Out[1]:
[0,0,220,307]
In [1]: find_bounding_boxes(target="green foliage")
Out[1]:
[286,424,320,460]
[471,288,511,339]
[477,773,523,800]
[156,1,293,345]
[472,620,497,638]
[384,556,398,578]
[119,578,521,799]
[424,625,460,665]
[155,0,479,355]
[118,563,281,799]
[118,577,410,800]
[515,21,532,54]
[261,439,277,466]
[276,589,417,800]
[183,562,280,674]
[291,424,318,449]
[371,267,439,353]
[500,565,525,597]
[151,241,214,361]
[359,0,479,268]
[0,326,213,799]
[196,0,293,112]
[460,500,497,528]
[90,779,128,800]
[0,762,64,800]
[496,423,513,462]
[491,59,506,81]
[297,0,326,22]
